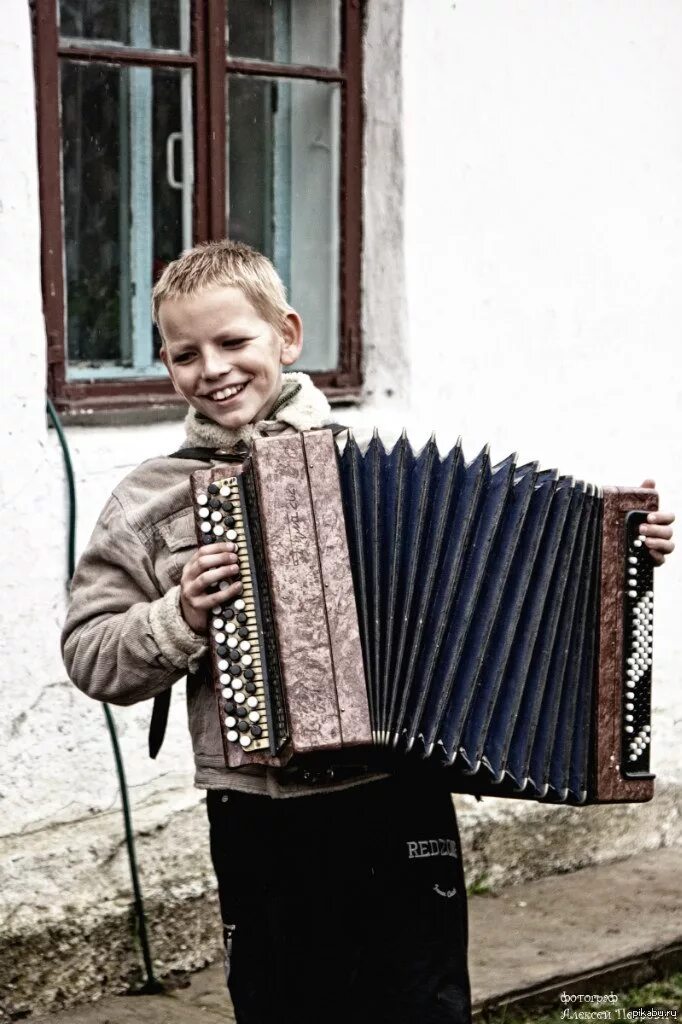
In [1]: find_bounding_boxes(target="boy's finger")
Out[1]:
[639,524,673,540]
[183,551,238,579]
[193,581,243,608]
[644,536,674,552]
[639,479,656,489]
[196,563,241,589]
[646,511,675,525]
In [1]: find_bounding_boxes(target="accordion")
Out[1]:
[190,429,657,805]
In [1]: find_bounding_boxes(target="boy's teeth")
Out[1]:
[212,383,245,400]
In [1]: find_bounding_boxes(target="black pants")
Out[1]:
[207,773,472,1024]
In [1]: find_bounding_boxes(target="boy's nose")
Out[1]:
[201,351,232,379]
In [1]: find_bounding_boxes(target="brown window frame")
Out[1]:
[32,0,363,414]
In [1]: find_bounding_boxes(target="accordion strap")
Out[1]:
[149,424,347,759]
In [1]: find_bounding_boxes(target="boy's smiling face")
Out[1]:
[159,284,302,429]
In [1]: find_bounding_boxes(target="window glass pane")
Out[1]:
[227,0,339,69]
[59,0,190,52]
[61,60,193,378]
[227,75,340,373]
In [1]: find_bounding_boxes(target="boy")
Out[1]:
[62,240,472,1024]
[62,240,675,1024]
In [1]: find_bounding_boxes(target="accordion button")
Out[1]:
[213,619,224,630]
[234,599,245,611]
[209,498,221,510]
[644,725,651,733]
[625,714,633,722]
[244,669,255,680]
[236,707,247,719]
[215,633,226,645]
[218,581,231,591]
[199,508,209,519]
[238,627,249,638]
[225,516,236,528]
[625,725,634,733]
[214,525,225,537]
[197,494,208,506]
[238,721,249,733]
[226,530,238,541]
[226,730,239,742]
[234,692,245,704]
[628,590,637,598]
[224,608,235,620]
[200,523,212,533]
[626,703,634,710]
[251,726,263,739]
[227,637,238,648]
[208,484,220,495]
[230,650,241,662]
[223,689,233,701]
[230,665,242,677]
[222,500,233,512]
[219,674,231,685]
[211,511,222,522]
[220,485,231,497]
[240,641,251,652]
[218,659,228,671]
[239,735,252,747]
[232,679,243,691]
[237,613,248,624]
[245,682,256,694]
[242,655,253,667]
[217,645,228,656]
[225,716,236,728]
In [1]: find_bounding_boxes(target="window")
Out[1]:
[33,0,363,413]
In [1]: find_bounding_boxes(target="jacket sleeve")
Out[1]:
[61,493,206,706]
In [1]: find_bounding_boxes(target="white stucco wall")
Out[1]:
[402,0,682,779]
[1,0,681,1016]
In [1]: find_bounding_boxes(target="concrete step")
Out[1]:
[30,847,682,1023]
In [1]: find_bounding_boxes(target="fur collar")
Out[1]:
[183,372,331,450]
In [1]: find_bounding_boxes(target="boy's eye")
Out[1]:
[173,352,194,364]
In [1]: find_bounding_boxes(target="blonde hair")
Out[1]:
[152,239,289,336]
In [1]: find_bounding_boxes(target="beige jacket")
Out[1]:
[61,373,386,797]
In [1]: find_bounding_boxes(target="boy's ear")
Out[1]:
[159,345,183,397]
[279,310,303,367]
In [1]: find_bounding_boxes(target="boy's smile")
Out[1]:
[159,284,302,429]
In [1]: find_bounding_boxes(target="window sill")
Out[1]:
[49,402,189,429]
[49,386,363,429]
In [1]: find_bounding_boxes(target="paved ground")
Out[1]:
[31,847,682,1022]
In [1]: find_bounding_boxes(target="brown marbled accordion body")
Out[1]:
[595,487,657,802]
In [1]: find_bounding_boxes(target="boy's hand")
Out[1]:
[179,542,242,635]
[638,480,675,566]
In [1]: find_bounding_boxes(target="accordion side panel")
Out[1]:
[302,430,372,747]
[251,435,342,753]
[594,486,657,802]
